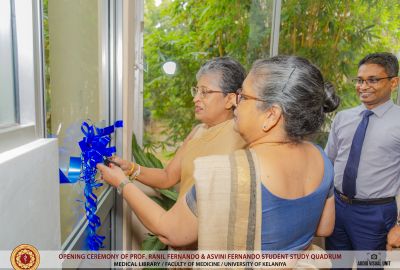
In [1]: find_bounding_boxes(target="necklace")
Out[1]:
[249,141,293,148]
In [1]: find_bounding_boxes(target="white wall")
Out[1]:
[0,139,61,250]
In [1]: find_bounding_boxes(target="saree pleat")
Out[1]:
[194,149,261,251]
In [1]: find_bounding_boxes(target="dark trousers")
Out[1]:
[325,190,397,270]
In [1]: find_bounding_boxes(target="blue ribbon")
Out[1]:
[59,120,123,250]
[59,157,81,184]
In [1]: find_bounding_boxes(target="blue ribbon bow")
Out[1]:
[59,120,123,250]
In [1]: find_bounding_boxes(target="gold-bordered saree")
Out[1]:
[193,149,331,270]
[194,149,261,250]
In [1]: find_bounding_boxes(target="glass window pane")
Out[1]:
[0,0,17,127]
[143,0,273,149]
[44,0,109,244]
[278,0,400,145]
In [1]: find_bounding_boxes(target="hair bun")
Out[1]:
[322,81,340,113]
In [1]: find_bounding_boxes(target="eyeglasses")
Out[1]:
[352,76,396,86]
[235,88,268,105]
[190,86,223,99]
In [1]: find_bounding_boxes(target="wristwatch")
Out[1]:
[117,178,131,195]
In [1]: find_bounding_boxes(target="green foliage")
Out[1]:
[144,0,268,146]
[43,0,52,134]
[144,0,400,147]
[279,0,400,113]
[131,133,178,255]
[141,235,167,270]
[141,234,167,251]
[131,134,178,208]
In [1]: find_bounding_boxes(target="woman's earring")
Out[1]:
[262,122,271,132]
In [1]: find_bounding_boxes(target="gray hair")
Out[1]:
[250,55,340,141]
[196,57,246,95]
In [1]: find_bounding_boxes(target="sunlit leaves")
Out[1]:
[144,0,400,148]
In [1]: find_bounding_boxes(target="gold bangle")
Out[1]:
[129,164,141,181]
[128,162,135,176]
[133,165,141,179]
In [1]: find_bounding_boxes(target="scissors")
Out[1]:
[103,157,121,168]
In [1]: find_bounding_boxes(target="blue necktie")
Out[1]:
[342,110,374,198]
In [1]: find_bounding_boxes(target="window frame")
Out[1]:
[0,0,44,154]
[39,0,120,254]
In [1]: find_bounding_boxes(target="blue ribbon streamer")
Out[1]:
[59,120,123,250]
[59,157,81,184]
